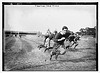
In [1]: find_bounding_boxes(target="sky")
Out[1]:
[4,5,96,34]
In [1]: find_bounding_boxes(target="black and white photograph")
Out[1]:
[2,2,98,71]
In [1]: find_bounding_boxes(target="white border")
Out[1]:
[0,0,99,73]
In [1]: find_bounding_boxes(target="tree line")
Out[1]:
[76,26,96,37]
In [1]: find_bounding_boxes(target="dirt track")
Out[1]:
[4,35,97,71]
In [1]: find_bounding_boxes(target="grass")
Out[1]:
[3,35,97,71]
[4,37,34,70]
